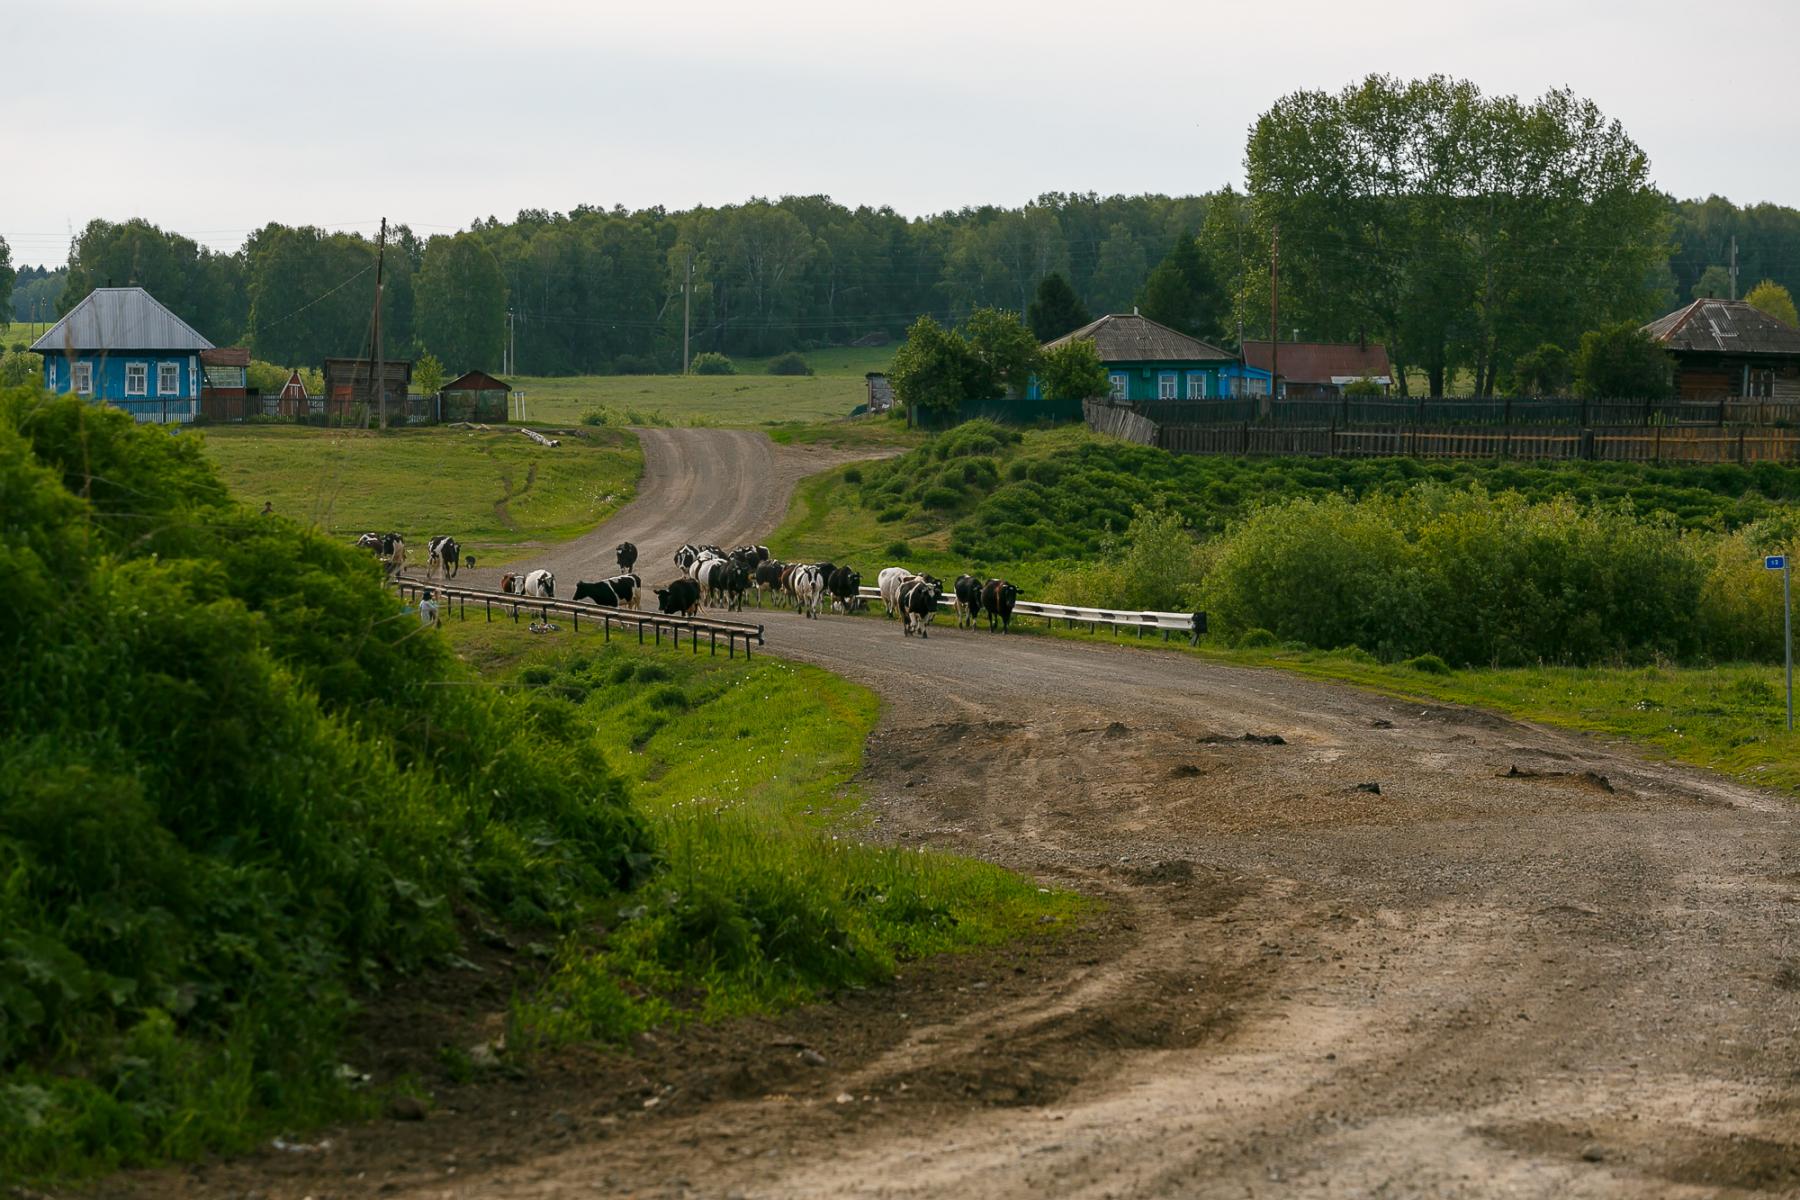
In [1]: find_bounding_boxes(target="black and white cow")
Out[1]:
[427,535,460,580]
[878,566,913,618]
[953,574,985,629]
[616,541,638,572]
[514,569,554,599]
[574,578,626,607]
[654,577,702,616]
[791,564,828,619]
[674,543,723,573]
[355,532,382,553]
[608,573,642,610]
[899,575,944,638]
[379,533,406,576]
[696,558,744,611]
[827,566,862,613]
[981,579,1020,633]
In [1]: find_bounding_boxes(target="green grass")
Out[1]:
[1,321,51,349]
[198,423,640,548]
[438,621,1075,1044]
[512,345,894,427]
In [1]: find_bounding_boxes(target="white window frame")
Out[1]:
[126,362,148,397]
[1108,373,1127,400]
[158,361,180,396]
[1157,372,1178,400]
[73,361,93,395]
[1187,373,1207,399]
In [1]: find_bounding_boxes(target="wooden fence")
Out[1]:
[1149,420,1800,464]
[1083,398,1158,445]
[1130,396,1800,430]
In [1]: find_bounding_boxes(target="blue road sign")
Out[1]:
[1768,555,1789,570]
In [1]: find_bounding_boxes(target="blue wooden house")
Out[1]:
[1032,311,1270,401]
[30,287,214,424]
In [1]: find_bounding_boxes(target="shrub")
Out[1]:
[920,486,964,510]
[1405,653,1452,674]
[885,540,911,558]
[842,467,862,484]
[766,351,813,376]
[1237,628,1278,648]
[690,352,735,376]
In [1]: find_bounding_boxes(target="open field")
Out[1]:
[198,423,640,549]
[512,344,894,427]
[1,319,52,347]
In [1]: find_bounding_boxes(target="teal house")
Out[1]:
[31,287,213,424]
[1033,311,1270,401]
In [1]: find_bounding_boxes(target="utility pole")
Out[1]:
[1730,236,1739,301]
[682,253,694,375]
[1267,223,1279,420]
[506,308,515,377]
[373,216,388,430]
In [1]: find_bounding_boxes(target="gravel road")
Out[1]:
[122,428,1800,1200]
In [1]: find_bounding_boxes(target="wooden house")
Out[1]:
[1240,340,1393,399]
[1035,312,1266,402]
[439,369,510,422]
[1641,299,1800,400]
[31,287,212,423]
[322,357,413,422]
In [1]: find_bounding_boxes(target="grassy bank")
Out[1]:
[198,423,640,548]
[439,621,1074,1044]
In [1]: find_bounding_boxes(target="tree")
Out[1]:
[1745,279,1799,328]
[413,352,445,396]
[414,233,506,371]
[1038,338,1109,403]
[1088,223,1149,316]
[1026,272,1090,341]
[62,218,246,344]
[889,316,978,417]
[0,235,14,332]
[1575,322,1673,399]
[1509,343,1573,395]
[1137,236,1225,340]
[961,307,1042,398]
[0,348,39,387]
[1691,265,1732,299]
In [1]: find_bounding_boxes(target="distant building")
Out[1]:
[31,287,212,423]
[278,370,310,402]
[439,369,510,422]
[1035,312,1267,402]
[1641,298,1800,400]
[1239,340,1393,399]
[865,371,894,414]
[322,357,413,423]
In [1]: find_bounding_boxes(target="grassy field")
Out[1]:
[438,620,1074,1044]
[199,423,640,549]
[513,344,895,427]
[1,320,51,348]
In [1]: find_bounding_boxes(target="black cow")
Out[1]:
[616,541,638,571]
[827,566,862,613]
[427,535,460,580]
[899,575,943,638]
[982,579,1020,633]
[654,577,702,616]
[954,574,984,629]
[574,578,625,607]
[753,559,786,607]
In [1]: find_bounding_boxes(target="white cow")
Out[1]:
[878,566,916,618]
[522,569,555,599]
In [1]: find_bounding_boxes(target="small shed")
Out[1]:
[278,370,310,402]
[322,357,413,423]
[1240,340,1393,399]
[865,372,894,414]
[440,369,511,422]
[1641,299,1800,400]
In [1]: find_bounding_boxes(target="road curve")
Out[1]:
[173,428,1800,1199]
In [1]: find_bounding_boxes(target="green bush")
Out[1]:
[765,351,813,376]
[1405,654,1453,674]
[0,387,651,1179]
[885,540,911,558]
[1237,628,1278,648]
[690,352,735,376]
[842,466,862,484]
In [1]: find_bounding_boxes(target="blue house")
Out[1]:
[31,287,214,424]
[1031,311,1271,402]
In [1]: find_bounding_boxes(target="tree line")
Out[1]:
[3,75,1800,390]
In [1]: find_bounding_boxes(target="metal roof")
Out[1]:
[1641,298,1800,356]
[1043,312,1237,364]
[29,287,214,354]
[1240,340,1393,385]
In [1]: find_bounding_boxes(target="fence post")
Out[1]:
[1739,427,1747,464]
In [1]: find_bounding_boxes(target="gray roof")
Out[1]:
[29,287,214,354]
[1043,312,1236,364]
[1641,298,1800,356]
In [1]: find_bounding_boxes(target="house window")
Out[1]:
[126,363,148,396]
[1158,372,1177,400]
[158,362,180,396]
[1187,373,1207,399]
[73,362,93,395]
[1108,373,1127,400]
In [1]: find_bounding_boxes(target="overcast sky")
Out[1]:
[6,0,1797,267]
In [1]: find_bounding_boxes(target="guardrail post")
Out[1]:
[710,631,718,656]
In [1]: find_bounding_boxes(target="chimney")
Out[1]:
[1133,305,1139,316]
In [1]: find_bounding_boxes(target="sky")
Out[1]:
[5,0,1798,267]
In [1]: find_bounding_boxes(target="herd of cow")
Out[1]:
[362,531,1022,639]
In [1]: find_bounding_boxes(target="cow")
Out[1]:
[696,558,736,610]
[616,541,638,572]
[685,548,727,582]
[791,564,828,619]
[608,573,643,610]
[653,577,702,616]
[827,566,862,614]
[899,575,944,638]
[878,566,914,618]
[523,569,555,599]
[427,535,460,580]
[954,574,985,629]
[355,532,382,553]
[381,533,406,577]
[982,579,1020,633]
[674,543,723,572]
[753,559,786,607]
[500,572,519,595]
[730,544,771,568]
[574,578,626,607]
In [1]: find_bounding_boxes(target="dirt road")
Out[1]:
[135,429,1800,1199]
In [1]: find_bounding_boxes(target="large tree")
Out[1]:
[1575,322,1673,399]
[1137,236,1226,340]
[415,233,507,372]
[0,236,14,331]
[1245,75,1667,396]
[1026,272,1090,341]
[1039,337,1109,403]
[1745,279,1799,328]
[62,219,246,344]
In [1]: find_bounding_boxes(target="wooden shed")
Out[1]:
[322,357,413,423]
[1642,299,1800,400]
[440,369,511,422]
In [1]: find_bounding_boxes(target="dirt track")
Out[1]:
[121,428,1800,1199]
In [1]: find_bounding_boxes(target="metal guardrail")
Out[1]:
[856,586,1206,644]
[392,577,765,659]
